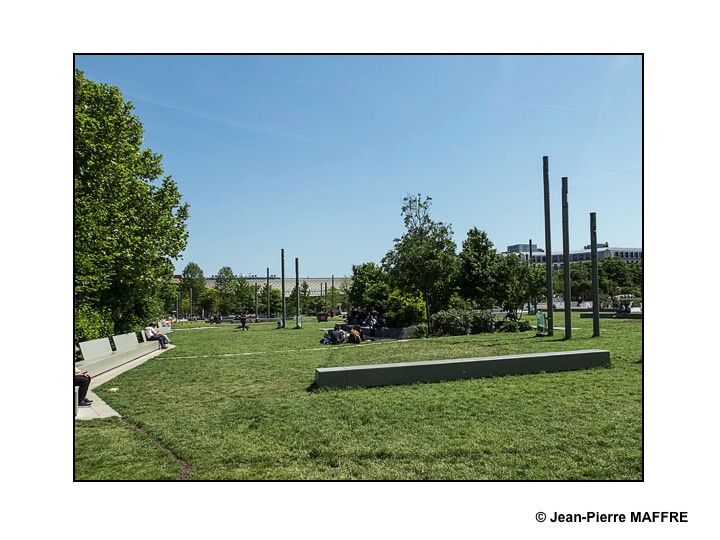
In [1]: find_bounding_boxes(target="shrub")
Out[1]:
[470,310,496,333]
[75,305,114,342]
[496,319,532,333]
[432,309,499,336]
[447,293,471,310]
[414,322,429,338]
[431,309,474,336]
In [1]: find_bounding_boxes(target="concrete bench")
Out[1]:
[76,333,161,377]
[315,349,610,389]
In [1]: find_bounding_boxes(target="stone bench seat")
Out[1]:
[76,332,161,377]
[315,349,610,389]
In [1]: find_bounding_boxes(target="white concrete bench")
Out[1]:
[315,349,610,389]
[76,333,161,377]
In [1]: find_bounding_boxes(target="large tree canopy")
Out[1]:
[382,194,458,329]
[74,69,189,339]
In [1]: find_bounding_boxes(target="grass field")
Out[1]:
[74,313,642,480]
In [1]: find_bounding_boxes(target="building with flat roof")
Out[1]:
[504,243,642,269]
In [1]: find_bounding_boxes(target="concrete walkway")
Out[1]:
[76,344,175,421]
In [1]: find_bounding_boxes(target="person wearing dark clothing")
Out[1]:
[237,314,249,330]
[330,329,346,345]
[74,367,93,407]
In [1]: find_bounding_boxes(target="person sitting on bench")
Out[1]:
[75,367,93,407]
[145,323,170,349]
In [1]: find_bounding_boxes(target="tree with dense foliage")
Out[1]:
[74,69,189,340]
[214,266,239,315]
[495,254,533,320]
[181,262,206,316]
[457,228,500,309]
[348,262,391,312]
[258,284,282,317]
[382,194,458,330]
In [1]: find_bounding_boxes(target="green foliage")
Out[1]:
[214,266,239,314]
[413,322,429,338]
[74,69,189,337]
[199,288,219,316]
[496,319,532,333]
[348,262,391,312]
[74,305,114,342]
[181,262,206,315]
[258,284,282,317]
[495,254,531,320]
[470,310,497,334]
[431,308,497,336]
[448,292,471,310]
[431,309,475,336]
[382,194,458,328]
[457,228,500,309]
[384,290,426,327]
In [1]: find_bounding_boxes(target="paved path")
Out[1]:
[76,345,175,421]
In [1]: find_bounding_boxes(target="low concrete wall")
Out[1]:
[315,349,610,389]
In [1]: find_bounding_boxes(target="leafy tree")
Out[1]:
[74,69,189,339]
[199,288,219,316]
[457,228,500,309]
[495,254,532,320]
[182,262,206,316]
[258,284,282,317]
[348,262,390,311]
[214,266,239,315]
[382,194,458,329]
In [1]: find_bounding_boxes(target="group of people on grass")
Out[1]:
[320,326,365,345]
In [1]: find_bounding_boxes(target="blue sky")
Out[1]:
[75,54,641,278]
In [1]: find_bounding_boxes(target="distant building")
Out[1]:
[504,243,642,269]
[173,274,350,297]
[506,243,543,254]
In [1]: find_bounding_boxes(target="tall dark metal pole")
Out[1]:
[562,177,572,339]
[542,156,554,336]
[331,275,335,314]
[281,249,286,328]
[590,212,600,337]
[324,282,328,311]
[295,257,300,328]
[254,282,258,318]
[266,267,270,320]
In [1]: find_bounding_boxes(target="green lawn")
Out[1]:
[75,313,642,480]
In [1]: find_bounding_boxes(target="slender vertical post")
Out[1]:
[528,238,533,315]
[176,293,179,319]
[542,156,554,335]
[190,287,193,318]
[255,282,258,318]
[324,282,328,311]
[331,275,335,314]
[281,249,286,328]
[562,177,572,339]
[266,267,270,320]
[590,212,600,337]
[295,257,300,327]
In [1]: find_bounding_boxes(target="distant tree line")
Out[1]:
[348,194,642,331]
[176,262,348,318]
